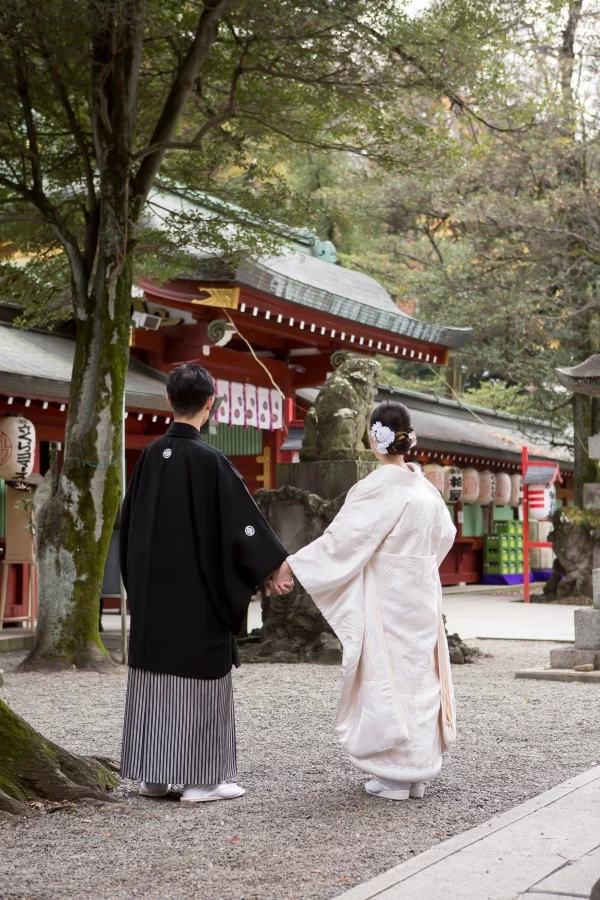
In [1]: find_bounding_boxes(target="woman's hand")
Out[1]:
[264,560,294,596]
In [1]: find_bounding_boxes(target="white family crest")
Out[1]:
[245,525,255,537]
[163,448,172,459]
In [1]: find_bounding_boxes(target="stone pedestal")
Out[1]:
[277,460,379,501]
[549,433,600,670]
[246,485,348,664]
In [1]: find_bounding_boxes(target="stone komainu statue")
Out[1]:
[300,357,382,461]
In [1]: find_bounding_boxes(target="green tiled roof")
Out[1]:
[196,253,470,350]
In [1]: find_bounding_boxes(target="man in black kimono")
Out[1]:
[120,363,291,803]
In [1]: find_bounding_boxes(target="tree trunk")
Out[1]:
[0,698,117,817]
[22,254,132,671]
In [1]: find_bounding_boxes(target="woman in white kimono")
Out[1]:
[269,400,457,801]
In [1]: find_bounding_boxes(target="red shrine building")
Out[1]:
[0,210,571,620]
[0,238,467,619]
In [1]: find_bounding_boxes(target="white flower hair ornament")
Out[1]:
[370,422,417,454]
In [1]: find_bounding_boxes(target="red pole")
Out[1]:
[522,446,530,603]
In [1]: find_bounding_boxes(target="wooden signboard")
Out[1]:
[5,486,35,563]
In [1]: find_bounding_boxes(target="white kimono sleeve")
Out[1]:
[436,501,457,566]
[287,477,404,594]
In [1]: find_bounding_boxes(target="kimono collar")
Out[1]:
[371,462,423,485]
[166,422,203,440]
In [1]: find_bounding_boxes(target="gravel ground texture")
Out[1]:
[0,641,599,900]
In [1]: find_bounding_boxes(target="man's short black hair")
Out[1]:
[166,364,216,418]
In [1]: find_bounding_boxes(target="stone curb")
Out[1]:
[331,768,600,900]
[515,668,600,683]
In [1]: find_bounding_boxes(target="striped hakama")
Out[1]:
[121,667,236,785]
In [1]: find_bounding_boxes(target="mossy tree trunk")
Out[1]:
[7,0,229,669]
[23,260,132,670]
[22,4,137,670]
[573,392,597,508]
[0,698,117,816]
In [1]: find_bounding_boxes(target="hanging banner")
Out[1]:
[244,384,258,429]
[257,387,272,430]
[270,390,283,430]
[0,416,36,482]
[230,382,245,426]
[215,379,230,425]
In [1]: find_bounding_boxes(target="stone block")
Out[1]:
[515,668,600,683]
[584,483,600,509]
[277,460,379,501]
[589,434,600,461]
[574,608,600,649]
[549,647,600,669]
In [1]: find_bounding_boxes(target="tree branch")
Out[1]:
[131,0,230,208]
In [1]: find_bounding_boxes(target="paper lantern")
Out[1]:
[230,382,245,425]
[528,483,556,520]
[257,387,271,430]
[478,470,496,506]
[0,416,36,481]
[424,463,444,495]
[461,468,480,504]
[509,473,522,508]
[215,379,230,424]
[494,472,512,506]
[443,466,463,503]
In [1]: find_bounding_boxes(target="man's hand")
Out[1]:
[264,559,294,596]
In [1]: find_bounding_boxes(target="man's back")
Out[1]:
[120,422,286,679]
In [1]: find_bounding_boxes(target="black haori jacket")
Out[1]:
[120,422,287,679]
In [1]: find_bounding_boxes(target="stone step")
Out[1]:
[0,630,34,653]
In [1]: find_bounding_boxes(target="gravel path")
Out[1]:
[0,641,599,900]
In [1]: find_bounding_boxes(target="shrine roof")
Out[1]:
[193,252,470,350]
[294,384,572,466]
[0,324,169,410]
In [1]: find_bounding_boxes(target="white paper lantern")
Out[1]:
[528,483,556,520]
[443,466,463,503]
[494,472,512,506]
[424,463,445,495]
[509,473,522,508]
[461,468,480,504]
[0,416,36,481]
[478,470,496,506]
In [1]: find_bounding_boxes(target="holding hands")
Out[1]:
[265,559,294,596]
